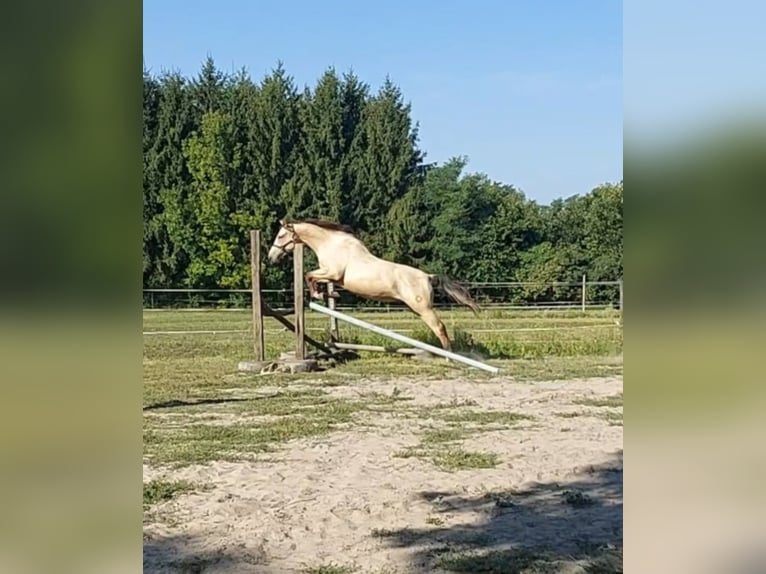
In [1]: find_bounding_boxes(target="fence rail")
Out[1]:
[142,280,622,292]
[142,279,623,312]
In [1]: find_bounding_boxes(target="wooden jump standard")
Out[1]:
[241,231,334,373]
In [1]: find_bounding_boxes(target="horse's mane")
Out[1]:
[288,218,358,237]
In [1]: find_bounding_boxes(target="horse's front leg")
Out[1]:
[305,275,322,300]
[306,268,341,301]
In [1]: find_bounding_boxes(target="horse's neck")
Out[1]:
[296,224,369,262]
[295,224,329,253]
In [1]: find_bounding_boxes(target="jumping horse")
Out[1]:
[267,218,480,351]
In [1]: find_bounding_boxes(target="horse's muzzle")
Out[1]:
[267,246,284,263]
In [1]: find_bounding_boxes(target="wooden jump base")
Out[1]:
[242,227,499,375]
[330,342,426,356]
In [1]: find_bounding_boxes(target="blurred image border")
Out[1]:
[625,0,766,572]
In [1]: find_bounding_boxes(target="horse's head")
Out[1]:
[268,219,299,263]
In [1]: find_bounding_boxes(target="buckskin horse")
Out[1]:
[267,218,479,351]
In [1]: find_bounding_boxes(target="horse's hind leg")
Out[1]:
[416,307,451,351]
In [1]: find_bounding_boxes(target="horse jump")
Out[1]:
[309,301,500,374]
[244,224,498,374]
[267,218,480,351]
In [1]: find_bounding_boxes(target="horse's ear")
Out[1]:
[278,218,285,226]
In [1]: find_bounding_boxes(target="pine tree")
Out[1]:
[338,70,370,225]
[284,68,345,220]
[247,63,301,216]
[145,70,197,287]
[191,55,228,116]
[143,68,162,285]
[350,76,424,253]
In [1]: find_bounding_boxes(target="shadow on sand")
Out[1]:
[143,532,278,574]
[374,450,623,573]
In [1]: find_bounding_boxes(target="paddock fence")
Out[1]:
[142,279,623,313]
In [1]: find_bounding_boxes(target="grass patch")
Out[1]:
[394,406,528,471]
[144,393,369,466]
[500,356,623,382]
[362,388,418,414]
[562,489,595,508]
[143,479,197,508]
[556,411,584,419]
[602,410,623,427]
[396,444,499,471]
[161,389,340,416]
[394,446,426,459]
[415,404,534,434]
[433,447,500,471]
[574,393,623,408]
[421,428,470,444]
[429,398,480,409]
[434,544,623,573]
[435,547,554,573]
[407,326,491,357]
[555,409,622,424]
[302,562,358,574]
[331,355,459,378]
[437,410,533,426]
[173,555,220,573]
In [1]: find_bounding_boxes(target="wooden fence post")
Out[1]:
[293,243,305,360]
[581,274,587,312]
[327,281,339,341]
[250,230,264,361]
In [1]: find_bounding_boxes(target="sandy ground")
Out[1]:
[143,376,623,573]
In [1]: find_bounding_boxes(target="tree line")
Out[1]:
[143,57,622,304]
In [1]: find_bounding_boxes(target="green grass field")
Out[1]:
[143,307,622,466]
[143,308,621,400]
[143,307,622,396]
[144,306,622,356]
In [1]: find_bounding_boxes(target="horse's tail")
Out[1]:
[430,275,480,316]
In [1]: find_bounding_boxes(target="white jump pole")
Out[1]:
[309,302,500,374]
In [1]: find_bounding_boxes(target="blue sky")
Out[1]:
[143,0,622,204]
